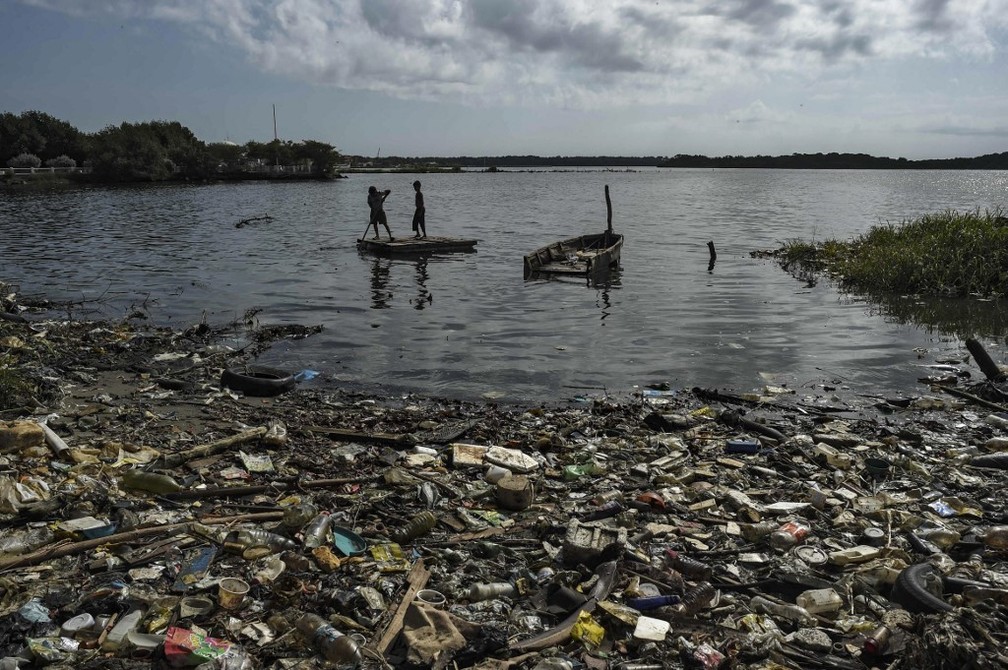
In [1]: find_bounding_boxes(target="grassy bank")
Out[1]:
[765,209,1008,298]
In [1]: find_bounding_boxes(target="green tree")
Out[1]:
[295,140,341,176]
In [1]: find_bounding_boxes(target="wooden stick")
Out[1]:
[368,558,431,656]
[160,426,268,468]
[0,511,282,572]
[162,475,377,501]
[938,384,1008,413]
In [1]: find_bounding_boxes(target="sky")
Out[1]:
[2,0,1007,159]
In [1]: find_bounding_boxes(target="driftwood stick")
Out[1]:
[938,385,1008,414]
[160,426,268,468]
[162,475,378,501]
[967,338,1006,382]
[0,511,282,572]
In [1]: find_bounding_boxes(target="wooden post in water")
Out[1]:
[707,240,717,272]
[605,185,612,234]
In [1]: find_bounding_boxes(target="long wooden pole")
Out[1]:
[604,184,612,234]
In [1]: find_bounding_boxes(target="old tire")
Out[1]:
[890,563,954,613]
[220,366,296,397]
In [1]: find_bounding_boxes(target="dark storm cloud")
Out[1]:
[914,0,954,33]
[466,0,645,72]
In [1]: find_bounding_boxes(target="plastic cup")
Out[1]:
[217,578,250,610]
[416,589,446,607]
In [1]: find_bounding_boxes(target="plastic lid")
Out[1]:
[793,545,828,566]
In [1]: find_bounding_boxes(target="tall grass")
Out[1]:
[772,209,1008,298]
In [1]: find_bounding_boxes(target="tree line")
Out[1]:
[658,152,1008,169]
[1,110,342,181]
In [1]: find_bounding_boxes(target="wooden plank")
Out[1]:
[369,558,431,656]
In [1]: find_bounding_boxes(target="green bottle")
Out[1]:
[120,469,183,494]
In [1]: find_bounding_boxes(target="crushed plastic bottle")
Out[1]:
[120,469,182,494]
[468,582,517,601]
[223,528,298,554]
[769,522,810,551]
[302,512,333,549]
[750,595,816,626]
[393,511,437,545]
[664,550,713,580]
[677,581,716,615]
[296,612,362,667]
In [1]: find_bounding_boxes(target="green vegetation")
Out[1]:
[765,209,1008,298]
[1,110,342,183]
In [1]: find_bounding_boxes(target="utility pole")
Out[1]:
[273,104,279,168]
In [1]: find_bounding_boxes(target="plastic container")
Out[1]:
[664,550,713,579]
[749,595,816,626]
[795,588,842,614]
[677,581,715,615]
[302,512,333,549]
[986,413,1008,430]
[223,528,298,555]
[769,522,810,551]
[393,511,437,545]
[102,608,144,651]
[580,501,624,521]
[627,594,680,611]
[828,545,880,566]
[983,525,1008,550]
[218,578,250,610]
[863,625,891,655]
[120,469,182,494]
[740,521,777,542]
[468,582,517,602]
[296,612,362,667]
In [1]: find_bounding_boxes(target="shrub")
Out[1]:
[7,152,42,168]
[44,154,76,168]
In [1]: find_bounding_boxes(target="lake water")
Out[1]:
[2,168,1006,403]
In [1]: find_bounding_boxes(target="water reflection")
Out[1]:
[369,257,392,309]
[413,256,431,310]
[856,292,1008,341]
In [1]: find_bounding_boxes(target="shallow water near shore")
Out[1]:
[2,168,1006,402]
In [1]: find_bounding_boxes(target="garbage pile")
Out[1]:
[3,290,1008,669]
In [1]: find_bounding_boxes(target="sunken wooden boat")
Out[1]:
[523,185,622,279]
[357,235,477,255]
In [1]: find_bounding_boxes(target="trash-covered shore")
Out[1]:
[3,284,1008,670]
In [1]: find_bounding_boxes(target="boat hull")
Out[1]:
[357,236,477,255]
[523,232,623,279]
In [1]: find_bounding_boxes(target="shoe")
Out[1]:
[414,234,421,239]
[422,235,427,238]
[389,236,395,241]
[372,236,379,240]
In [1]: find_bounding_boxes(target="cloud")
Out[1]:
[19,0,1008,108]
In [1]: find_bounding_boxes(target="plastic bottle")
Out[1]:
[664,550,713,580]
[986,413,1008,430]
[120,469,182,494]
[468,582,517,602]
[795,588,843,614]
[749,595,816,626]
[302,512,333,549]
[223,528,298,554]
[580,501,625,521]
[393,511,437,545]
[739,521,777,542]
[983,525,1008,550]
[769,522,810,551]
[296,612,362,667]
[102,608,144,651]
[627,594,680,611]
[677,581,716,615]
[281,502,319,530]
[918,527,960,550]
[863,625,891,655]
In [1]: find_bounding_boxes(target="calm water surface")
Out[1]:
[2,169,1006,403]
